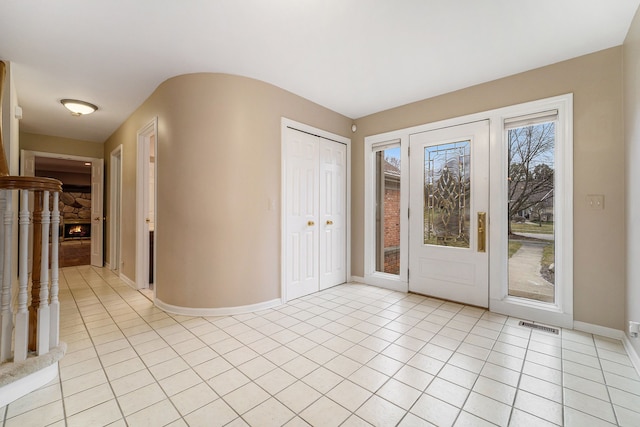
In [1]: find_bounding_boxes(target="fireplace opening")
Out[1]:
[62,220,91,241]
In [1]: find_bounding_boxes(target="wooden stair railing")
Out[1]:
[0,176,62,362]
[0,61,67,407]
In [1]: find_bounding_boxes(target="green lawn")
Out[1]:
[542,243,555,267]
[511,221,554,235]
[508,241,522,258]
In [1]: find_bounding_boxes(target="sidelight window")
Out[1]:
[506,113,557,303]
[374,144,401,275]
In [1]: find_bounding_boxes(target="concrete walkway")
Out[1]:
[516,232,554,241]
[509,240,554,302]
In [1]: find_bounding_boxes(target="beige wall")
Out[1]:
[352,47,625,330]
[20,132,104,159]
[2,62,20,174]
[103,73,351,309]
[625,9,640,353]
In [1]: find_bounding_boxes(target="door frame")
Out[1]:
[136,118,158,291]
[280,118,351,303]
[109,145,123,272]
[363,94,573,327]
[21,149,105,267]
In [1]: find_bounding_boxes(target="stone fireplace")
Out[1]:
[60,190,91,221]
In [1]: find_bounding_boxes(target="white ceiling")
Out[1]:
[1,0,639,143]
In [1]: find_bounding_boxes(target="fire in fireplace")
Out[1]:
[63,220,91,240]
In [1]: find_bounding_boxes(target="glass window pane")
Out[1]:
[375,147,401,274]
[507,122,556,303]
[423,141,470,248]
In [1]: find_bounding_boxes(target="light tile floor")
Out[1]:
[2,266,640,426]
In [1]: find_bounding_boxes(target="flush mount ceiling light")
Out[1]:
[60,99,98,116]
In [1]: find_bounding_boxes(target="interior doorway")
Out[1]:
[21,150,104,268]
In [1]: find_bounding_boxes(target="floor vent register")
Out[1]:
[518,320,560,335]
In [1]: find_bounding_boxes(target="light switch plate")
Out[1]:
[586,194,604,210]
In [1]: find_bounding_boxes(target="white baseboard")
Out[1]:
[104,262,111,269]
[623,335,640,376]
[573,321,624,340]
[573,321,640,378]
[119,273,136,289]
[0,362,58,407]
[155,297,282,317]
[352,275,409,293]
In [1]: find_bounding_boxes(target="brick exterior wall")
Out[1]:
[383,176,401,274]
[384,247,400,275]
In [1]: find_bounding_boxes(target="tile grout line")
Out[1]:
[449,311,517,426]
[227,284,417,425]
[509,322,534,426]
[227,285,396,425]
[285,291,497,425]
[77,266,214,425]
[299,288,432,425]
[337,294,517,425]
[60,267,131,425]
[9,266,640,426]
[591,333,620,425]
[296,287,426,425]
[57,361,67,427]
[93,266,301,424]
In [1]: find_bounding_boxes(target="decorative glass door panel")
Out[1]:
[424,141,470,248]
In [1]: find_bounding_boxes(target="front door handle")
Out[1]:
[477,212,486,253]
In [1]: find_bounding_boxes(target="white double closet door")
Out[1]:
[284,127,347,300]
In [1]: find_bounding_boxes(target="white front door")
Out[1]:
[409,121,489,307]
[284,127,347,300]
[90,159,104,267]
